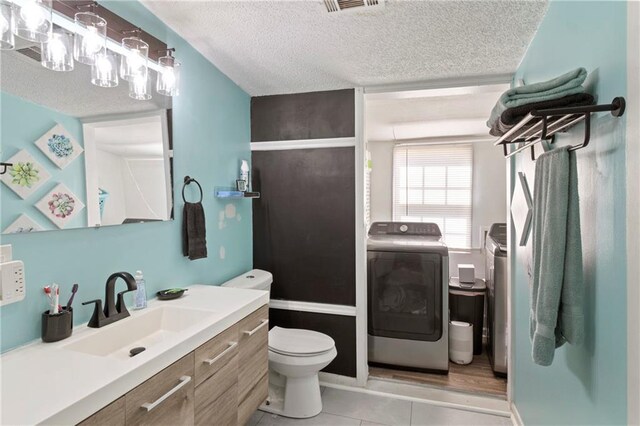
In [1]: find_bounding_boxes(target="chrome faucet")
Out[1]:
[82,272,138,328]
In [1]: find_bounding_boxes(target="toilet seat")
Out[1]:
[268,327,335,357]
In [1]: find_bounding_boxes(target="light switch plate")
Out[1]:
[0,245,12,263]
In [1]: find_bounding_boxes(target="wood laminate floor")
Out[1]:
[368,351,507,399]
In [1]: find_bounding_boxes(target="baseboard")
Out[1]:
[319,373,510,418]
[318,371,360,387]
[511,402,524,426]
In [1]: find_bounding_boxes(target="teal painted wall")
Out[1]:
[0,1,253,352]
[1,92,87,231]
[511,2,627,424]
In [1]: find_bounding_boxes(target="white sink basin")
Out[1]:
[64,306,218,359]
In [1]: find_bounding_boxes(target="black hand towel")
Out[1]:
[182,202,207,260]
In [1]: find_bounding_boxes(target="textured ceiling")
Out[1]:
[366,84,509,141]
[0,45,171,119]
[141,0,548,96]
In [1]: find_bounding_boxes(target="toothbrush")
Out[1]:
[52,284,59,314]
[65,284,79,311]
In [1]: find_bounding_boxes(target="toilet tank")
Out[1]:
[221,269,272,291]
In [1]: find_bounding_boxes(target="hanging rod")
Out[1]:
[494,97,626,160]
[0,162,13,175]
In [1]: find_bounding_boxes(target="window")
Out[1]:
[393,143,473,248]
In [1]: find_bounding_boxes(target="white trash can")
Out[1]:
[449,321,473,365]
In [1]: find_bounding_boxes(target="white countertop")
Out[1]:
[0,285,269,425]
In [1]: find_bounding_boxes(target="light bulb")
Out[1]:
[0,13,8,34]
[96,54,111,74]
[129,70,151,100]
[47,36,65,63]
[91,51,118,87]
[20,1,45,31]
[83,26,102,54]
[162,68,175,89]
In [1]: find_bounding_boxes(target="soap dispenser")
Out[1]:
[240,160,250,191]
[133,270,147,310]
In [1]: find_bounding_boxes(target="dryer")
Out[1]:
[367,222,449,373]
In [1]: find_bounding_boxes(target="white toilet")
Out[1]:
[222,269,337,419]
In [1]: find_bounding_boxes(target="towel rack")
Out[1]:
[494,97,626,160]
[182,176,203,203]
[0,162,13,175]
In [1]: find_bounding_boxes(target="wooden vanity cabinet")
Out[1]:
[77,305,269,426]
[78,397,125,426]
[236,306,269,426]
[126,354,195,426]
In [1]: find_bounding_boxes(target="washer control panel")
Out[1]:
[368,222,442,237]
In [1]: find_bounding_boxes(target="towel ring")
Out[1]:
[182,176,203,203]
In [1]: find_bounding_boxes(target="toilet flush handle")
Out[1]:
[244,319,269,336]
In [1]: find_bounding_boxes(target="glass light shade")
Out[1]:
[41,29,73,71]
[156,55,180,97]
[128,68,151,100]
[73,12,106,65]
[0,1,14,50]
[91,51,118,88]
[11,0,52,43]
[119,36,148,81]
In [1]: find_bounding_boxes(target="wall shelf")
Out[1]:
[215,188,260,199]
[494,97,626,160]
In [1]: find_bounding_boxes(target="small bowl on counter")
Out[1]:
[156,288,188,301]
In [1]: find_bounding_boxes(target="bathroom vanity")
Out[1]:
[0,286,269,425]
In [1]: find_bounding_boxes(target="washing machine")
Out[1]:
[367,222,449,373]
[486,223,508,376]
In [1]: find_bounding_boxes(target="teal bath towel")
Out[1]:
[487,68,588,128]
[530,146,584,366]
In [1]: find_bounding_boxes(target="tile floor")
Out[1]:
[247,387,511,426]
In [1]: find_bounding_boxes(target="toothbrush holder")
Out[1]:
[41,307,73,343]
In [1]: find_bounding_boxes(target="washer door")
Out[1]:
[367,250,443,341]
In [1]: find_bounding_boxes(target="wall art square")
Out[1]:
[3,214,43,234]
[35,183,85,229]
[35,124,83,169]
[510,171,533,246]
[0,150,52,199]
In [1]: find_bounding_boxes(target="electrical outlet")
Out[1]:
[0,260,25,306]
[0,245,12,263]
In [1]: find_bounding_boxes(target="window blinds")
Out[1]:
[392,143,473,249]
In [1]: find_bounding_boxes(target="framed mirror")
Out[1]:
[0,37,174,234]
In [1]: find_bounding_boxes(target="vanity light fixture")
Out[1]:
[156,48,180,97]
[73,5,106,65]
[41,28,73,71]
[91,50,118,87]
[128,67,151,100]
[120,28,148,82]
[0,1,14,49]
[11,0,52,43]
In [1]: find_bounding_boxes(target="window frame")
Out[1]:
[392,142,474,249]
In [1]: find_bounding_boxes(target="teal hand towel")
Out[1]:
[487,68,588,128]
[530,146,584,366]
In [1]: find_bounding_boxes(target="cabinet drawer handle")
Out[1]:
[203,341,238,366]
[243,319,268,336]
[141,375,192,412]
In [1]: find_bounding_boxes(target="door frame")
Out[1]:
[357,74,514,392]
[626,2,639,424]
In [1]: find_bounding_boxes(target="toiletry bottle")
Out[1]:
[134,270,147,310]
[240,160,250,191]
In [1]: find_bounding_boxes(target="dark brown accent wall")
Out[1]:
[251,89,357,378]
[269,309,357,377]
[252,148,356,305]
[251,89,355,142]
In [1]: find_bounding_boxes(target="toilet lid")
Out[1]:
[268,327,335,356]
